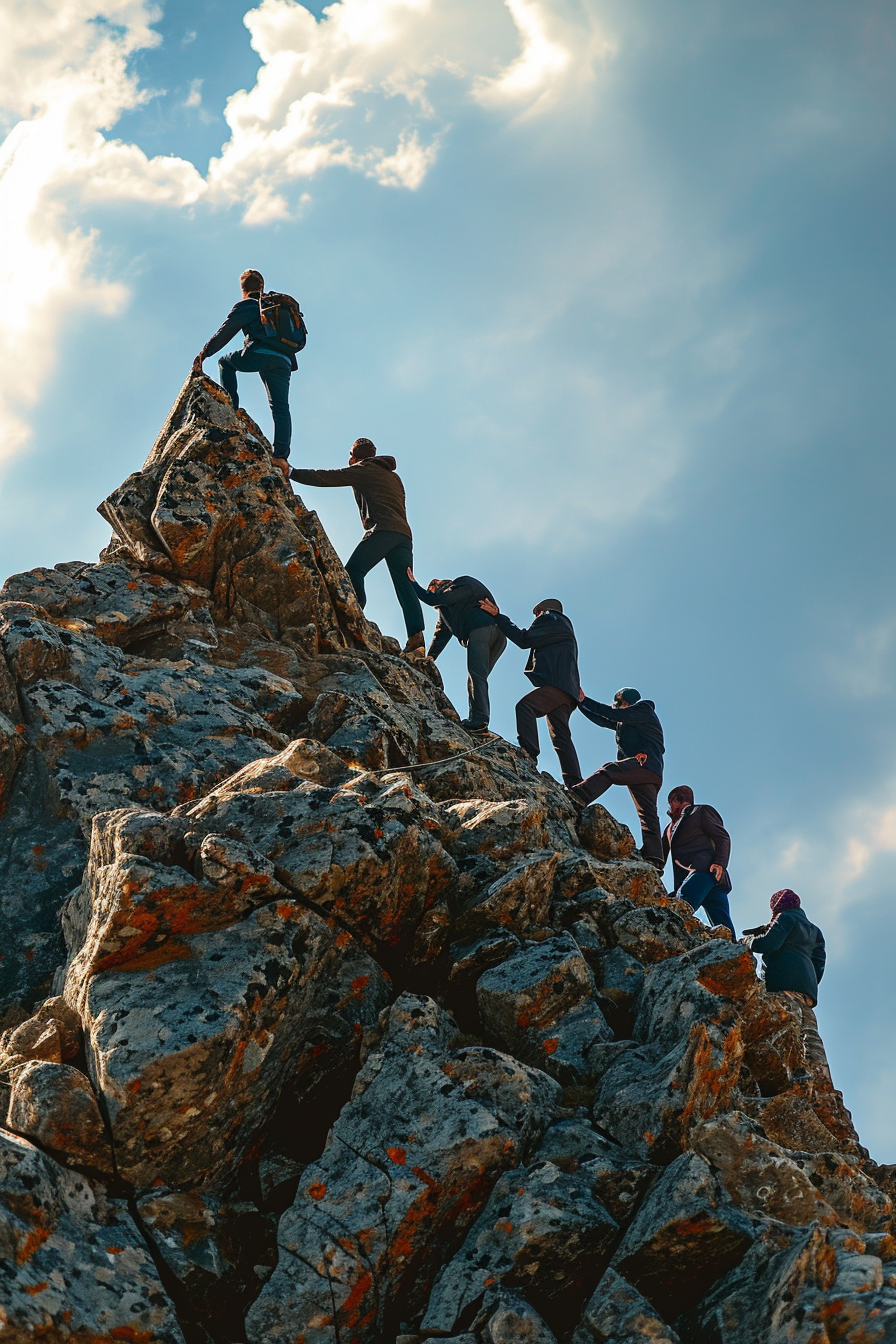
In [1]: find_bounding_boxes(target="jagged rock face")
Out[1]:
[0,373,892,1343]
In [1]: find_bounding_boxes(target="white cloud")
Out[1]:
[0,0,204,467]
[207,0,613,219]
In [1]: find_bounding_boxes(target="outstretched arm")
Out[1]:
[407,572,442,607]
[290,466,360,487]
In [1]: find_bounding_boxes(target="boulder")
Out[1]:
[481,1290,559,1342]
[573,805,637,861]
[572,1267,682,1343]
[593,1022,744,1164]
[6,1060,113,1175]
[454,851,560,940]
[611,1151,754,1320]
[245,995,560,1344]
[477,934,613,1083]
[421,1161,619,1333]
[0,1128,182,1338]
[78,899,372,1190]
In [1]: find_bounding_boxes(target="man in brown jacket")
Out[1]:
[663,785,735,934]
[289,438,425,650]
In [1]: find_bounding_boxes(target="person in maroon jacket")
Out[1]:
[662,785,735,935]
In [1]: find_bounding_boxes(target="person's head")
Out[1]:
[240,268,264,296]
[770,888,801,914]
[667,784,694,822]
[349,437,377,464]
[614,687,640,710]
[427,578,451,593]
[533,598,563,618]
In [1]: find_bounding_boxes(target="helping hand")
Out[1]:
[407,567,415,583]
[271,457,290,479]
[578,688,585,702]
[479,598,499,616]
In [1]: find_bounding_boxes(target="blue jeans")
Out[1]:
[219,349,292,456]
[344,530,424,638]
[678,870,735,936]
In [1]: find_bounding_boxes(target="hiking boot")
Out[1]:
[639,852,665,872]
[461,719,489,735]
[403,633,425,653]
[564,784,589,807]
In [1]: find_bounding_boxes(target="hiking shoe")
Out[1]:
[461,721,489,736]
[640,854,665,871]
[403,633,425,653]
[564,784,589,807]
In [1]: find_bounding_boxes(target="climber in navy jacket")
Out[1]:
[194,268,296,468]
[569,689,665,869]
[408,572,506,732]
[479,596,582,786]
[744,889,830,1082]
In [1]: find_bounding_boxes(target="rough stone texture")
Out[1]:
[0,1128,184,1339]
[477,934,613,1083]
[6,1060,114,1175]
[611,1152,755,1320]
[245,995,560,1343]
[0,373,890,1342]
[572,1267,682,1343]
[421,1160,618,1334]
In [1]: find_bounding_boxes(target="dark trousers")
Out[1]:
[677,870,735,936]
[344,530,424,638]
[219,349,292,456]
[516,686,582,786]
[576,758,664,862]
[465,626,506,726]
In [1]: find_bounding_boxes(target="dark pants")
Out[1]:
[576,759,664,862]
[219,349,292,456]
[465,626,506,726]
[516,686,582,787]
[344,530,424,638]
[677,870,735,936]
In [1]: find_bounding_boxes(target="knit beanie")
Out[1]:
[615,688,640,705]
[533,599,563,615]
[770,888,801,912]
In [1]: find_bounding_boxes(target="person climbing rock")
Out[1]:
[407,572,506,732]
[743,889,831,1085]
[568,689,665,869]
[290,439,425,652]
[194,269,303,472]
[478,596,582,785]
[662,785,735,935]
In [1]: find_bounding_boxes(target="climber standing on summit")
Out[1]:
[568,689,665,869]
[194,268,305,473]
[289,439,426,653]
[478,595,583,786]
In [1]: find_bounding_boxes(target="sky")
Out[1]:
[1,0,895,1157]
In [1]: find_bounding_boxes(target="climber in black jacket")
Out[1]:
[407,571,506,731]
[569,689,665,869]
[743,888,830,1083]
[479,595,582,786]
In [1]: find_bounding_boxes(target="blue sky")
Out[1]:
[1,0,895,1157]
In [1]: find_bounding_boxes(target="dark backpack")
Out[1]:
[258,291,307,353]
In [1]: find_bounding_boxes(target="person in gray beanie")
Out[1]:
[568,688,665,869]
[478,595,583,785]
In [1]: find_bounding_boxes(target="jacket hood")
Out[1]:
[366,455,397,471]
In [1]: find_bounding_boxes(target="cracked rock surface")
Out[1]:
[1,373,893,1343]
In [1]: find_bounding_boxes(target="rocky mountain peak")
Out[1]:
[1,374,894,1342]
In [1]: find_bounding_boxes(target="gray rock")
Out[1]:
[593,1022,743,1163]
[572,1267,682,1343]
[477,934,613,1083]
[421,1160,619,1333]
[455,851,560,939]
[246,994,560,1344]
[0,1127,183,1338]
[6,1060,113,1175]
[481,1288,559,1342]
[611,1152,754,1320]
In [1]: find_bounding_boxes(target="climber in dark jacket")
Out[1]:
[289,439,425,652]
[479,596,582,786]
[408,573,506,730]
[662,785,735,935]
[743,889,830,1082]
[569,690,665,869]
[195,268,297,467]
